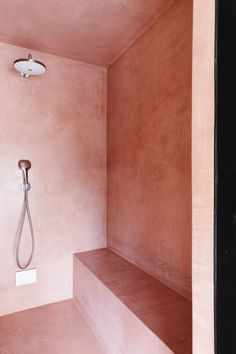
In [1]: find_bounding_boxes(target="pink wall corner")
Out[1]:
[0,43,107,316]
[192,0,215,353]
[107,0,192,300]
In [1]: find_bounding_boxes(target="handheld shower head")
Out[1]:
[18,160,31,170]
[18,160,31,184]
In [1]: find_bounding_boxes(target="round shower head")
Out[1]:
[14,54,46,78]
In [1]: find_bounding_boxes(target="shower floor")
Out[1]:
[0,299,105,354]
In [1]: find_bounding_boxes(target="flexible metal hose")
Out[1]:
[16,188,35,269]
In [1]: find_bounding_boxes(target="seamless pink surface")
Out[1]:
[192,0,215,352]
[0,43,107,316]
[107,0,192,299]
[0,0,215,352]
[0,0,174,66]
[0,300,105,354]
[75,249,192,354]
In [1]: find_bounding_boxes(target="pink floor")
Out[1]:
[0,300,105,354]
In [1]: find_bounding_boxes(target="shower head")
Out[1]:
[18,160,31,184]
[14,54,46,78]
[18,160,31,171]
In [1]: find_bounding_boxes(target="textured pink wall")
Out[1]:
[107,0,192,299]
[192,0,215,352]
[0,43,107,316]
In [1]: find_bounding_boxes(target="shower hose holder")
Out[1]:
[21,182,31,191]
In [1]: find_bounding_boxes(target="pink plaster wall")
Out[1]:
[192,0,215,352]
[0,43,107,316]
[107,0,192,299]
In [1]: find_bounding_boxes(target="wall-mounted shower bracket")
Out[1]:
[21,182,31,191]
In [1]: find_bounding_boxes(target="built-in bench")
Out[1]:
[73,248,191,354]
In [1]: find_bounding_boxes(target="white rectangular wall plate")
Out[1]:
[15,268,37,286]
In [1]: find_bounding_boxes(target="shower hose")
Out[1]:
[16,184,35,269]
